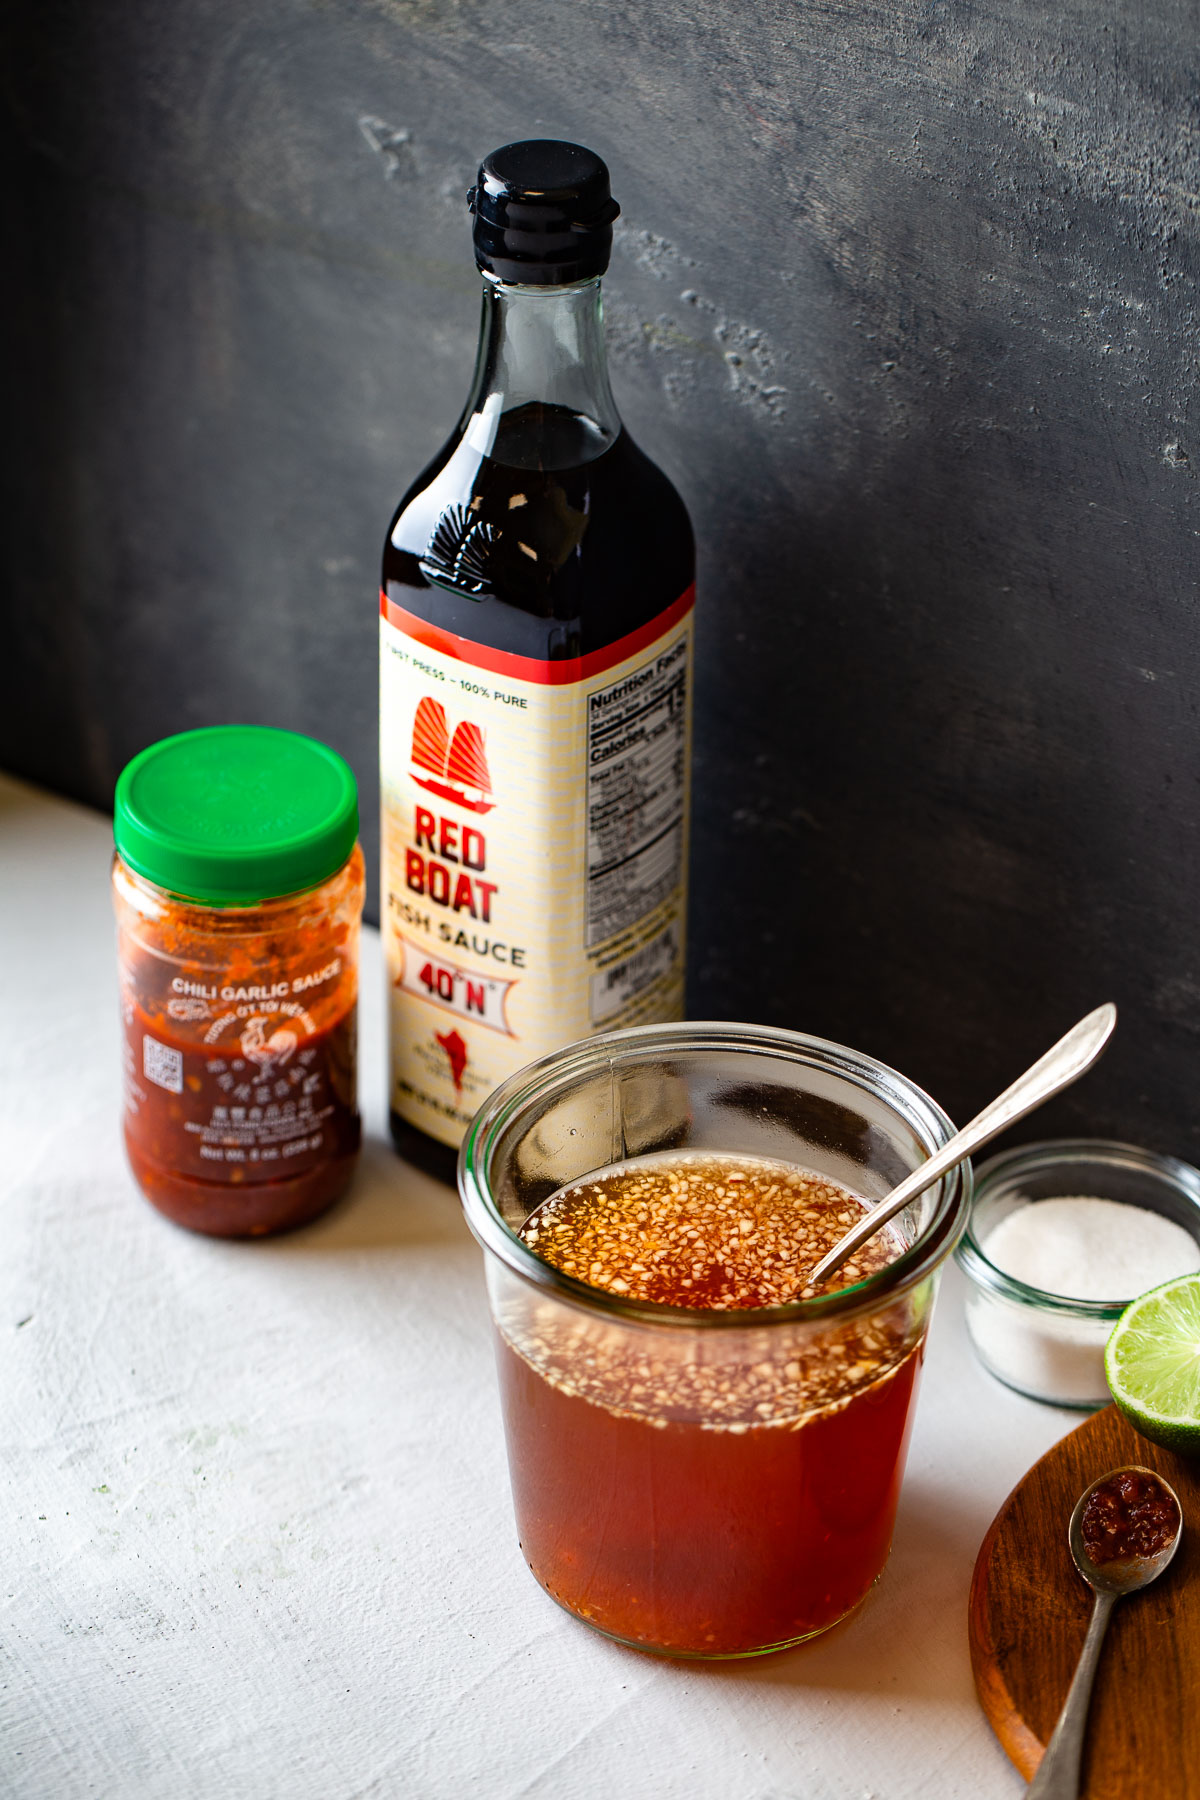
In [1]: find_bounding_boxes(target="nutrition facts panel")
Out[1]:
[585,638,688,948]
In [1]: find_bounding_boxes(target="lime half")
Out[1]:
[1105,1273,1200,1454]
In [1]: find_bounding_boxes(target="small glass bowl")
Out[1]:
[956,1139,1200,1409]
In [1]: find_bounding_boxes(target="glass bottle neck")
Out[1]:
[459,275,621,471]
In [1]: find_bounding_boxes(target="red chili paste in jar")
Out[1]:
[113,726,365,1237]
[1080,1468,1180,1565]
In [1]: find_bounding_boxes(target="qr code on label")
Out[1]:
[143,1034,183,1094]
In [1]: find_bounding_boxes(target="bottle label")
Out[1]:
[380,586,694,1146]
[119,956,359,1183]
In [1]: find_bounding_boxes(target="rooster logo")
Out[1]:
[410,698,494,815]
[240,1015,299,1080]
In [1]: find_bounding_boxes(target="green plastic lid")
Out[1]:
[114,725,359,905]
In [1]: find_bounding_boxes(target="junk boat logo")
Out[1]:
[410,697,495,815]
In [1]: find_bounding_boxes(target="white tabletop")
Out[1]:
[1,772,1072,1799]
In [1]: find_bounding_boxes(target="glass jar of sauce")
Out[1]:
[112,725,365,1237]
[459,1021,972,1657]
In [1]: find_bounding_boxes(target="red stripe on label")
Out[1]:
[380,585,695,685]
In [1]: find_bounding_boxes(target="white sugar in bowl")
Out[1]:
[955,1139,1200,1408]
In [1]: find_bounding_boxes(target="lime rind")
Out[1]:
[1105,1274,1200,1442]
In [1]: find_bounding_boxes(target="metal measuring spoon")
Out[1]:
[806,1003,1116,1289]
[1027,1465,1183,1798]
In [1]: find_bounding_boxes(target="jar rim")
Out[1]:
[458,1019,972,1330]
[955,1136,1200,1320]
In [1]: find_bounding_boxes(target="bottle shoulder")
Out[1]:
[385,427,462,542]
[382,418,693,659]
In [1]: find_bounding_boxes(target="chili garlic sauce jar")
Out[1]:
[112,726,365,1237]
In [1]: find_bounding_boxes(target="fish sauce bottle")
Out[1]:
[380,139,694,1174]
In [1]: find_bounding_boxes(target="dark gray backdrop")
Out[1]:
[4,0,1198,1153]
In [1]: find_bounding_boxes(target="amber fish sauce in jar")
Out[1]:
[501,1152,917,1656]
[459,1020,971,1660]
[112,726,365,1237]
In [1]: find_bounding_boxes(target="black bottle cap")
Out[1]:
[468,140,620,286]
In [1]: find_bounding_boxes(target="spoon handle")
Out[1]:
[1026,1588,1117,1799]
[806,1003,1116,1286]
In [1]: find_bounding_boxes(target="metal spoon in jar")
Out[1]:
[805,1002,1117,1289]
[1026,1465,1182,1799]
